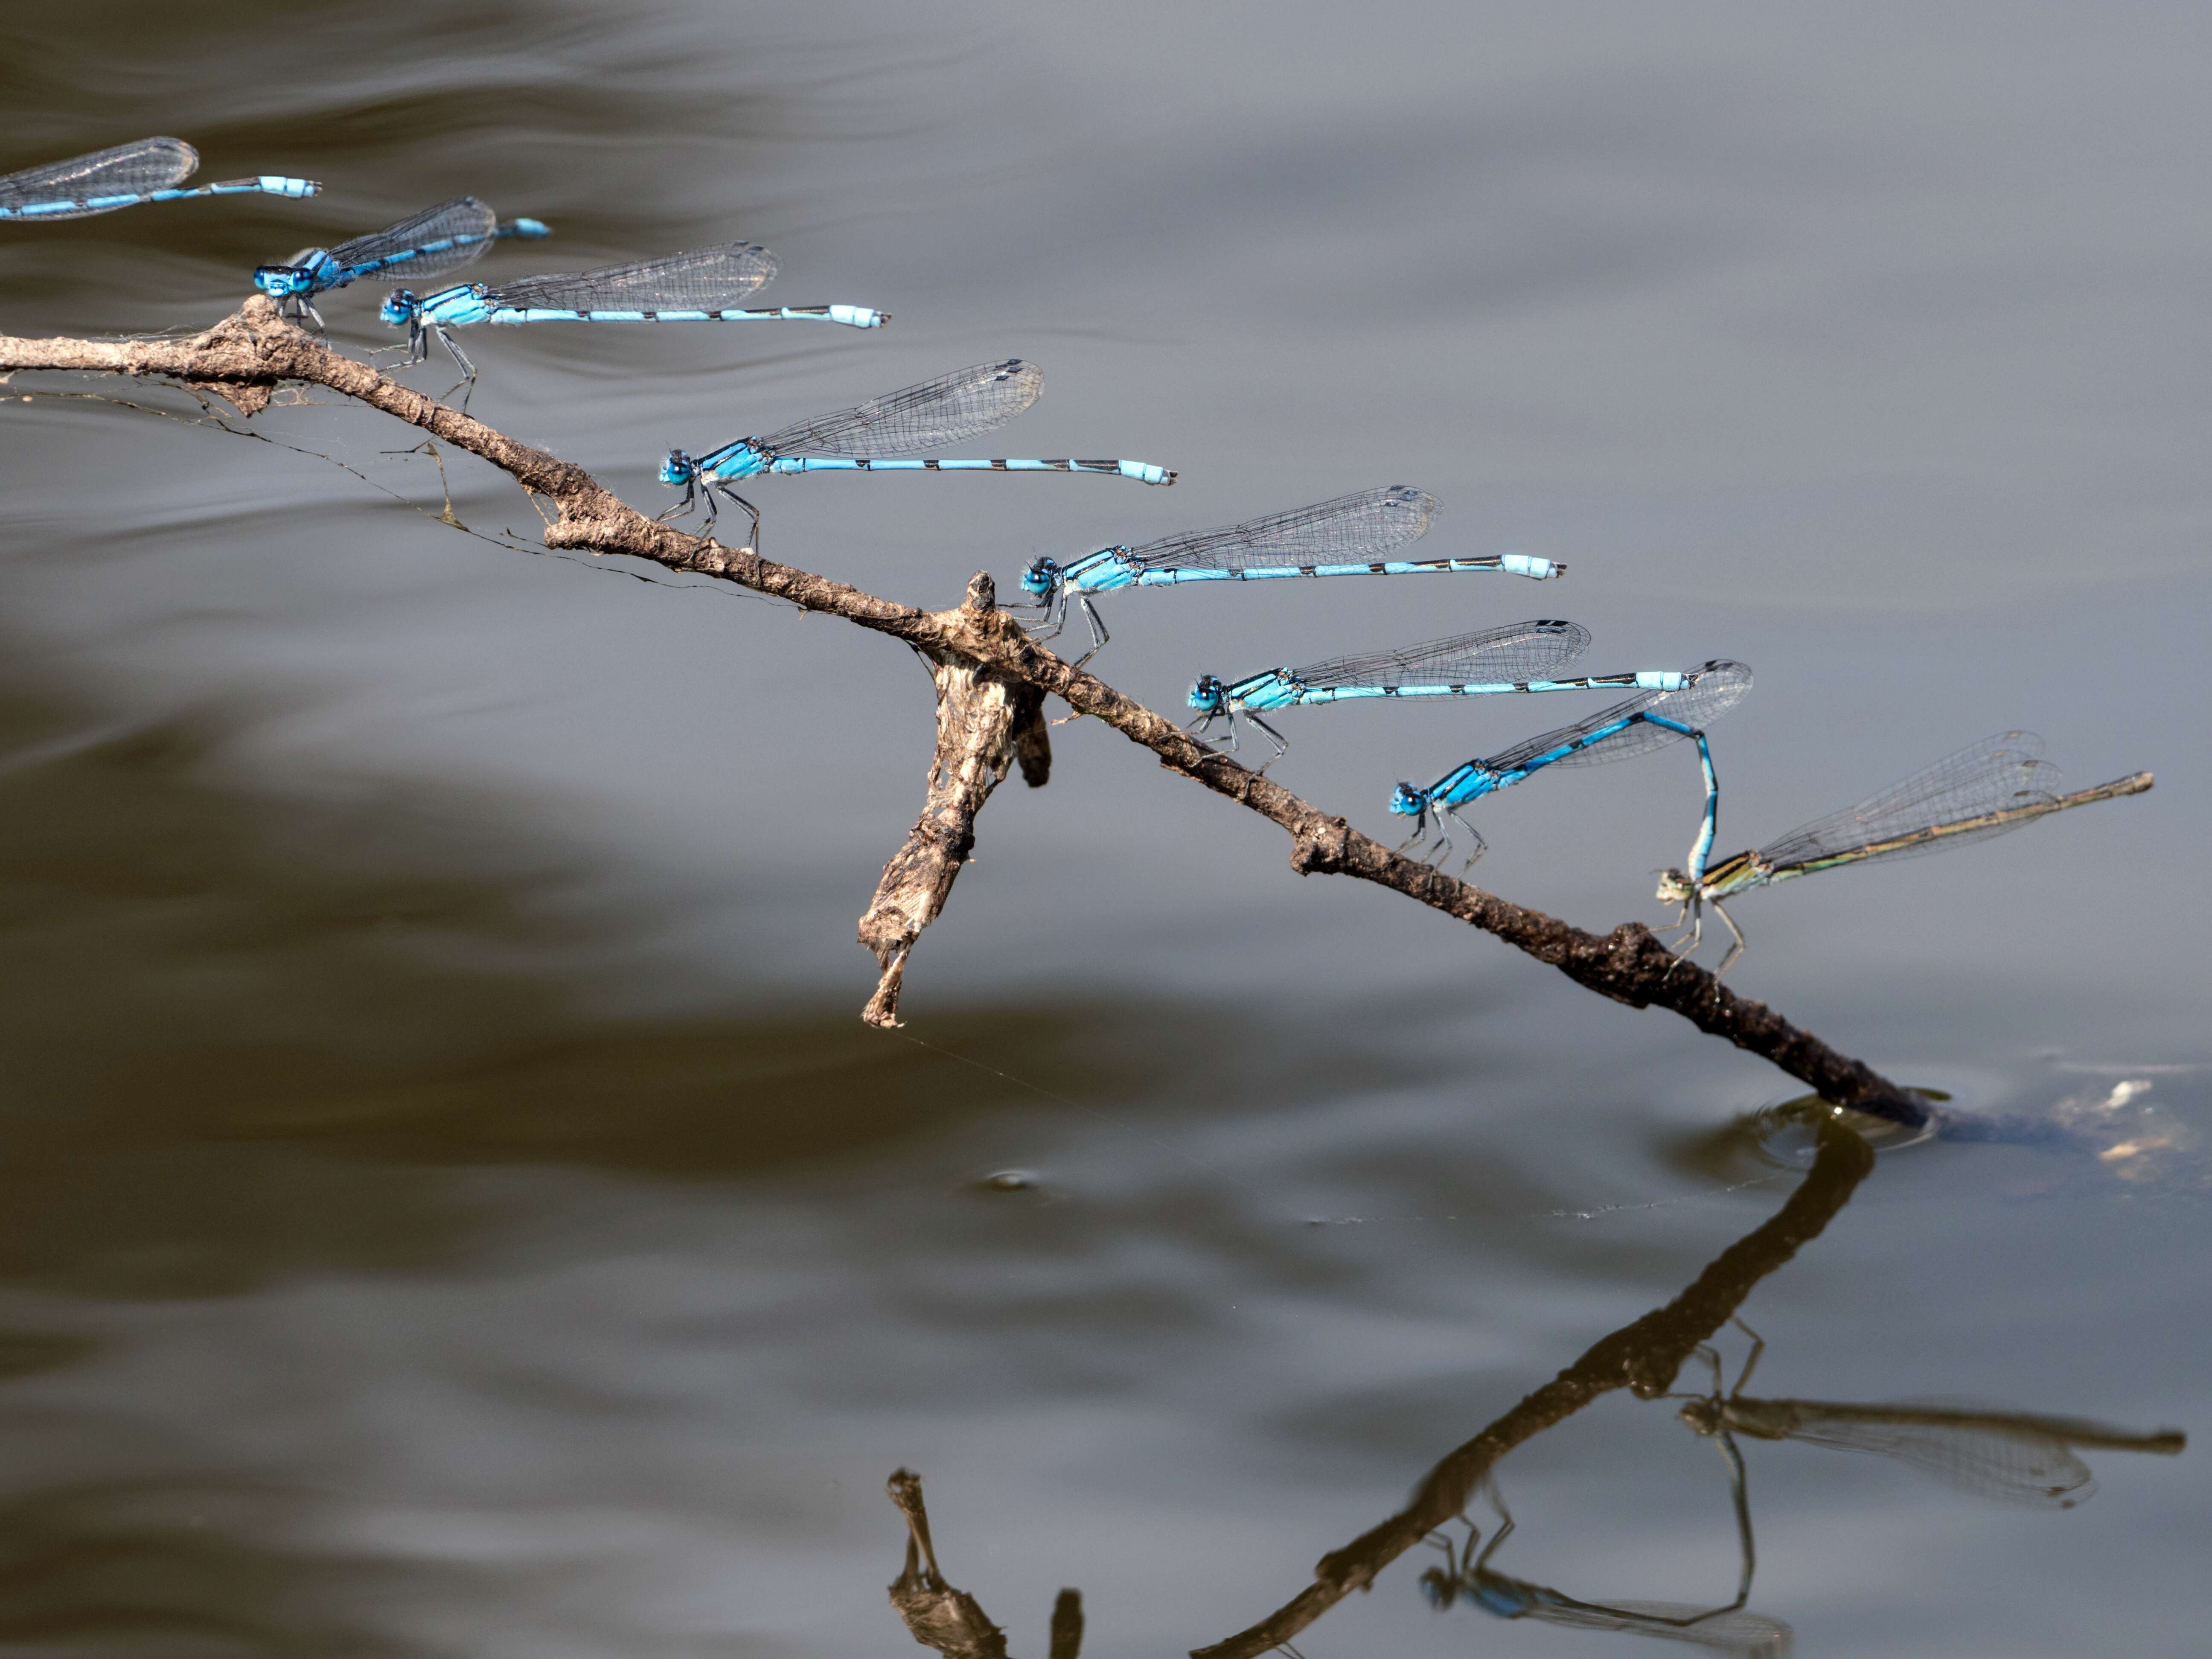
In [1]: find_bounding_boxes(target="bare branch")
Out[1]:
[0,301,1935,1125]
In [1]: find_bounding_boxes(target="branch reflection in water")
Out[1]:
[886,1467,1079,1659]
[881,1108,2189,1659]
[1191,1109,1875,1659]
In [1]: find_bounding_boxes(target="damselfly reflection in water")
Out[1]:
[1675,1320,2186,1508]
[1421,1473,1791,1655]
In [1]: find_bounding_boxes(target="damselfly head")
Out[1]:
[1417,1566,1461,1610]
[1676,1396,1723,1436]
[1389,783,1425,818]
[1019,556,1059,600]
[380,289,419,326]
[1655,866,1691,904]
[660,450,696,486]
[252,263,314,299]
[1187,675,1225,714]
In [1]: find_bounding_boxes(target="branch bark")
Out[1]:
[2,300,1935,1125]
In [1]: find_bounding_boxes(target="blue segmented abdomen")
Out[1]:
[151,177,318,203]
[1134,554,1559,586]
[487,304,886,327]
[765,457,1173,482]
[341,234,494,285]
[32,195,133,213]
[1295,674,1684,705]
[4,177,319,216]
[1301,683,1475,703]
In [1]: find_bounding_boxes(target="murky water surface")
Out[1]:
[3,4,2207,1654]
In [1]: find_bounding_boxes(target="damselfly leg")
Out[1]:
[655,479,700,525]
[1728,1318,1766,1393]
[1675,1318,1764,1403]
[1660,892,1705,982]
[711,482,762,551]
[1068,595,1109,668]
[1447,809,1487,872]
[1675,894,1706,955]
[1473,1475,1517,1568]
[430,324,479,408]
[1709,902,1748,976]
[1246,711,1289,767]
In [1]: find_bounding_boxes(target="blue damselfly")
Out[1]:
[1187,620,1684,760]
[0,137,317,221]
[658,358,1172,552]
[1390,659,1751,872]
[382,242,886,387]
[254,198,547,326]
[1018,486,1558,667]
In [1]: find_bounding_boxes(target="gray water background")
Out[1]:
[1,2,2206,1653]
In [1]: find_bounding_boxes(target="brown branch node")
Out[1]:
[1289,815,1354,875]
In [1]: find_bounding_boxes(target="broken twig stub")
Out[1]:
[857,573,1049,1027]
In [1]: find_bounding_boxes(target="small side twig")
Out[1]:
[857,572,1050,1027]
